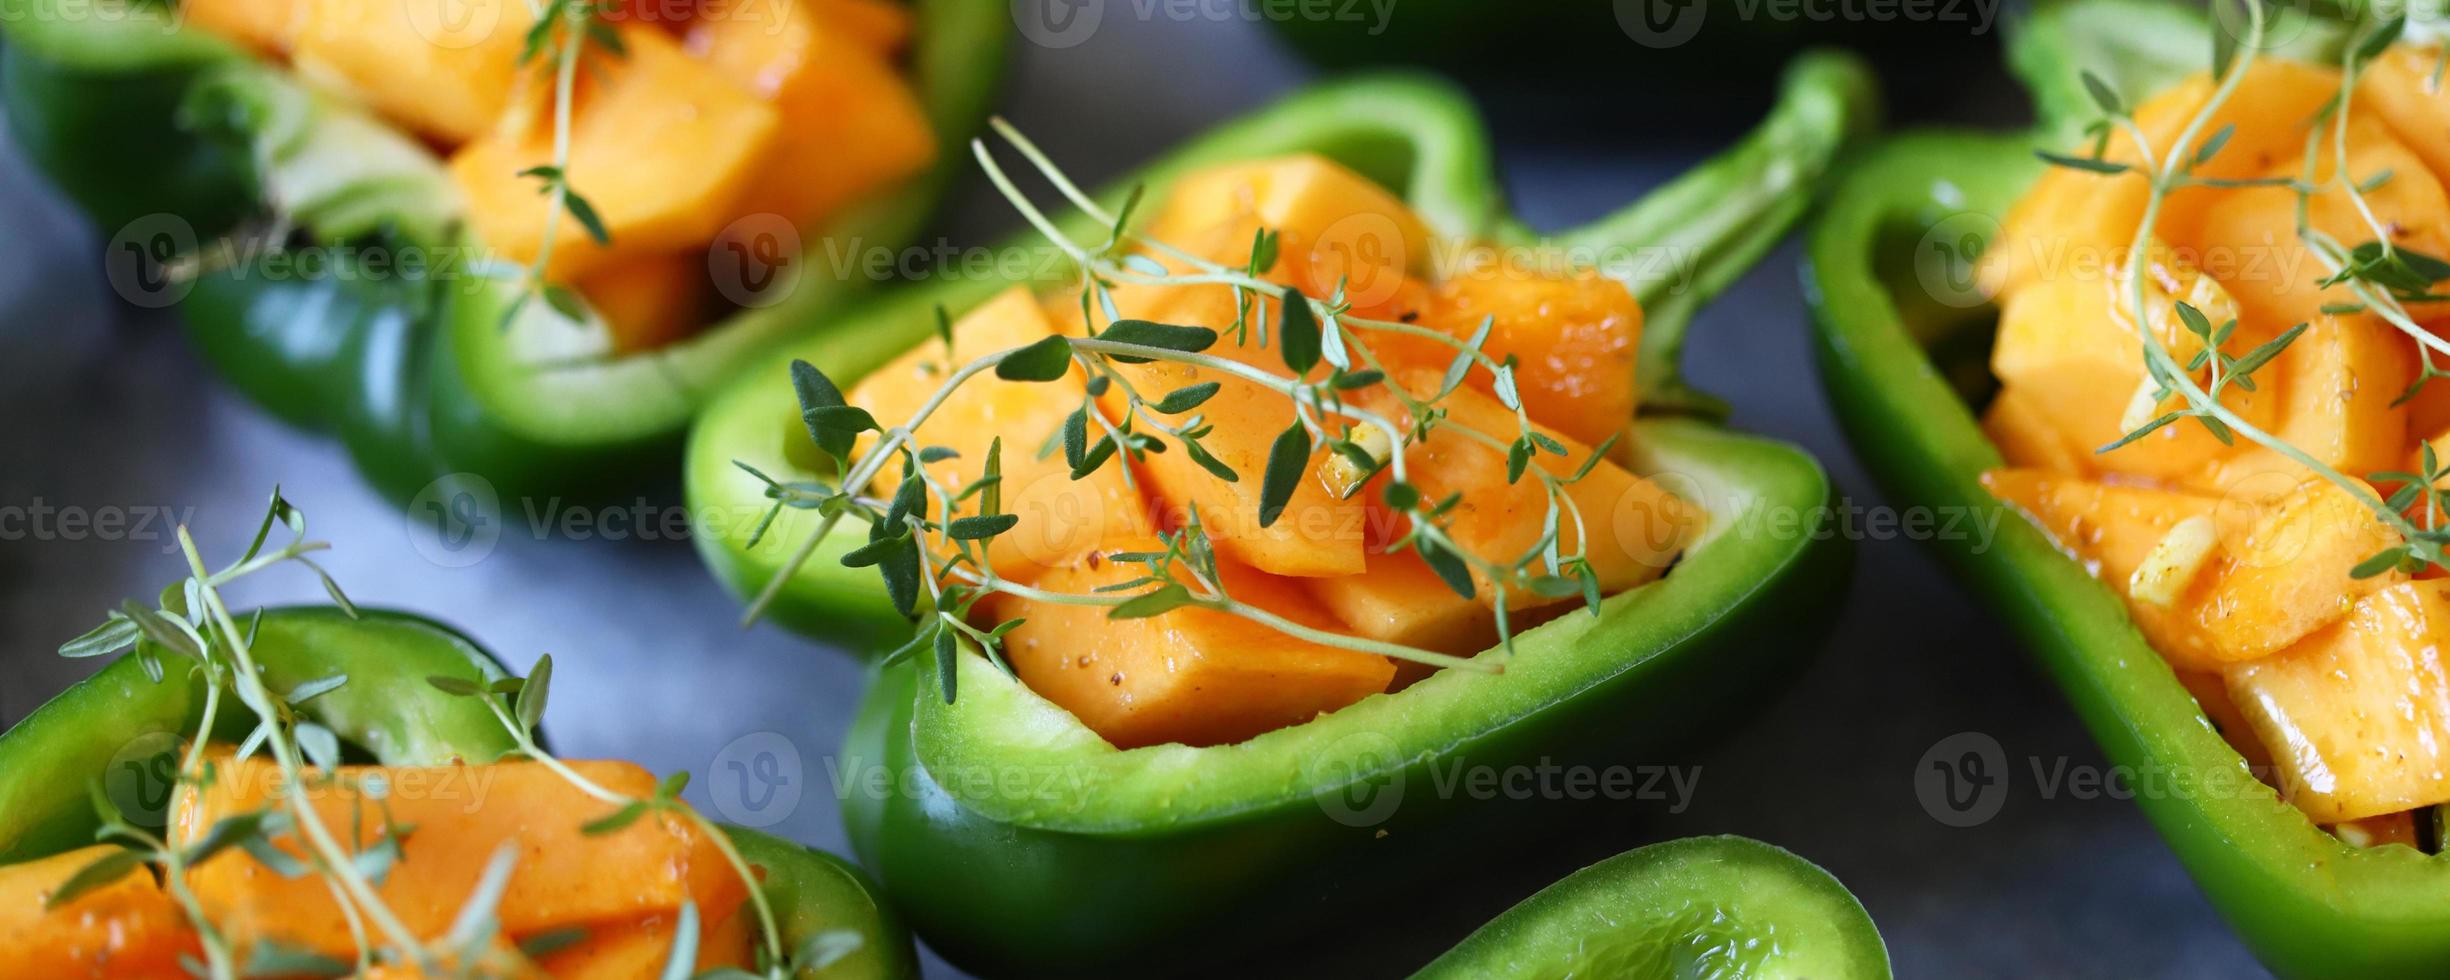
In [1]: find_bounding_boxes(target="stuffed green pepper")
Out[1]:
[0,501,912,979]
[687,52,1874,972]
[1,0,1005,503]
[1807,0,2450,974]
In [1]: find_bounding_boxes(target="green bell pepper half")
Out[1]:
[0,605,915,979]
[0,0,1008,504]
[688,54,1878,646]
[681,52,1875,973]
[1413,835,1889,979]
[1802,2,2450,975]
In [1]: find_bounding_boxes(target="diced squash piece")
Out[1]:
[2254,312,2410,477]
[1361,371,1696,609]
[294,0,533,145]
[2198,477,2407,663]
[1983,468,2222,583]
[2176,670,2273,771]
[1993,468,2401,669]
[2203,314,2414,490]
[1986,61,2342,295]
[2361,46,2450,210]
[174,753,731,957]
[184,0,304,55]
[1143,154,1430,311]
[1395,269,1644,447]
[1305,548,1498,658]
[2410,378,2450,439]
[2228,580,2450,823]
[1091,275,1370,579]
[1982,386,2092,475]
[689,1,935,231]
[2189,115,2450,330]
[1987,265,2276,480]
[452,25,778,280]
[983,539,1396,748]
[534,907,756,979]
[0,845,195,979]
[848,287,1153,579]
[580,253,707,354]
[1984,468,2234,668]
[814,0,917,52]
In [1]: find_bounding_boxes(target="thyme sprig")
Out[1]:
[2039,1,2450,575]
[51,492,818,978]
[55,490,471,977]
[494,0,623,328]
[737,122,1662,689]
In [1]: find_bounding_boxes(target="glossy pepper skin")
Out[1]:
[1415,836,1890,978]
[1802,3,2450,976]
[0,0,1008,505]
[0,606,917,979]
[686,54,1877,973]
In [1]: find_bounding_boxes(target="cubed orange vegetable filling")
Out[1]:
[0,845,196,979]
[173,752,743,957]
[985,541,1397,749]
[1979,51,2450,831]
[841,154,1694,749]
[185,0,934,354]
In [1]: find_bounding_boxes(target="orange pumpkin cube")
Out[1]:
[1407,268,1644,448]
[984,541,1396,748]
[294,0,533,145]
[0,845,195,979]
[1360,371,1696,610]
[1985,62,2342,297]
[847,287,1153,580]
[1090,269,1372,580]
[2228,580,2450,822]
[1304,547,1498,658]
[452,25,778,281]
[2200,314,2414,492]
[2188,115,2450,330]
[1143,154,1429,313]
[688,0,935,232]
[1981,386,2092,476]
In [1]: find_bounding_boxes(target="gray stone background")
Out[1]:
[0,7,2264,978]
